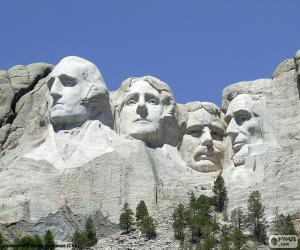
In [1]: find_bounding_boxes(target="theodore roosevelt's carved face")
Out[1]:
[180,103,226,172]
[225,94,262,166]
[119,80,163,142]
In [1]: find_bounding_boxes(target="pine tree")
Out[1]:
[212,172,227,212]
[136,200,149,223]
[33,235,43,249]
[85,217,97,246]
[230,207,246,231]
[231,228,245,250]
[272,208,297,235]
[119,202,134,233]
[247,190,267,243]
[220,225,230,250]
[43,230,55,250]
[172,203,186,240]
[140,216,157,239]
[0,233,6,250]
[71,230,88,250]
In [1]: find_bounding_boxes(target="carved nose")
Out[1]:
[201,127,213,146]
[226,119,239,138]
[136,100,148,119]
[50,78,63,100]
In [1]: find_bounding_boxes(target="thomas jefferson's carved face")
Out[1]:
[49,66,89,127]
[119,80,163,142]
[225,94,262,166]
[180,108,225,172]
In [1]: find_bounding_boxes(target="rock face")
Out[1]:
[0,54,300,243]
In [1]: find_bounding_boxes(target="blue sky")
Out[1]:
[1,1,300,106]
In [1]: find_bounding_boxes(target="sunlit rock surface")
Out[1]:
[0,54,300,242]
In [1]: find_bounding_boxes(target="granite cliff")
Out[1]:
[0,53,299,247]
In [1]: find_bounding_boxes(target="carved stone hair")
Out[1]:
[185,101,221,117]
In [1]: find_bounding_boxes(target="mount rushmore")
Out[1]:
[0,52,300,241]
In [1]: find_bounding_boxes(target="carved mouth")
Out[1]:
[233,142,246,152]
[133,118,151,123]
[194,153,214,162]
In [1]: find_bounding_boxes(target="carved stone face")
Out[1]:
[119,80,163,143]
[47,56,110,130]
[225,94,262,166]
[180,108,225,172]
[49,66,89,127]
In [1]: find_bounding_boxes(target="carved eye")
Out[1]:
[236,114,250,125]
[211,131,222,141]
[127,99,136,105]
[148,99,158,105]
[188,130,202,137]
[65,80,76,87]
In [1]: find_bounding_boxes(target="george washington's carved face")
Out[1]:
[119,80,163,142]
[49,67,89,127]
[47,56,109,130]
[180,106,225,172]
[225,94,262,166]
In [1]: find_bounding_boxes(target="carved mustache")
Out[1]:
[192,145,222,161]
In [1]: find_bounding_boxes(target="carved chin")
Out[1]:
[190,159,221,173]
[127,122,160,137]
[233,145,248,166]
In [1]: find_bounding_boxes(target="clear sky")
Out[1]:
[1,1,300,106]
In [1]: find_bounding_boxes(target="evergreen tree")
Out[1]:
[186,194,214,243]
[231,228,245,250]
[0,233,6,250]
[71,230,88,250]
[230,207,246,231]
[272,208,297,235]
[140,216,157,239]
[172,203,186,240]
[220,225,230,250]
[84,217,97,246]
[119,202,134,233]
[212,172,227,212]
[13,235,37,250]
[136,200,149,223]
[43,230,55,250]
[33,235,43,249]
[247,190,267,243]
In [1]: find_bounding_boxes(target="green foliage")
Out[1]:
[231,228,245,250]
[139,216,157,239]
[84,217,97,246]
[71,230,88,250]
[13,235,37,250]
[119,202,134,233]
[43,230,55,250]
[195,232,214,250]
[186,194,215,243]
[172,203,186,240]
[212,172,227,212]
[136,200,149,223]
[71,217,98,249]
[219,225,231,250]
[247,190,267,243]
[13,231,55,250]
[272,208,297,235]
[33,235,43,248]
[230,207,246,231]
[0,233,6,250]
